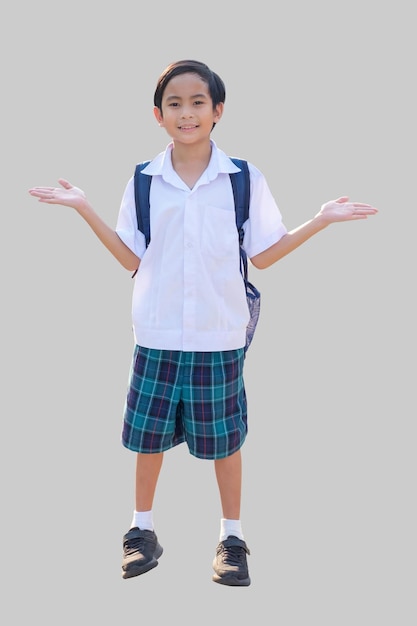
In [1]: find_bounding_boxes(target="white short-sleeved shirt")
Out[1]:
[116,141,287,351]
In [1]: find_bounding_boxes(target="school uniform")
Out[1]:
[116,140,287,459]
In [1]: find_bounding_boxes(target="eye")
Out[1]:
[194,100,204,106]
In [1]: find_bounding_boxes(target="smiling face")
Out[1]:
[153,72,224,146]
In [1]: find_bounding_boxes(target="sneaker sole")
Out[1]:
[122,545,163,579]
[122,557,159,579]
[212,573,251,587]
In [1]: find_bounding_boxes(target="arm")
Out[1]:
[28,179,140,272]
[251,196,378,269]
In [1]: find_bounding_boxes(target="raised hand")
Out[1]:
[28,179,88,211]
[317,196,378,223]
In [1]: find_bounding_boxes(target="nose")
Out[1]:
[180,105,193,118]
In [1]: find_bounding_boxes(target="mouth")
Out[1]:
[179,124,198,131]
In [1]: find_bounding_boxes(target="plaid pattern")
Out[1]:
[122,345,247,459]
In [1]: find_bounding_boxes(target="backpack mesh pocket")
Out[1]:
[245,280,261,353]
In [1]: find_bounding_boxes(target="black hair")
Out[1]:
[153,60,226,110]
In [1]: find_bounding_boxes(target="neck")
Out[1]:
[171,139,212,166]
[170,141,213,189]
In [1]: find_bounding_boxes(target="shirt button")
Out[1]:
[185,242,193,248]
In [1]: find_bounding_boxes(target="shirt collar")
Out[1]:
[140,140,242,184]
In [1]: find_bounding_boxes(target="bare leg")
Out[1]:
[214,450,242,519]
[135,452,164,511]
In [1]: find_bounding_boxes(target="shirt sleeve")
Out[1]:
[115,176,147,260]
[242,163,288,259]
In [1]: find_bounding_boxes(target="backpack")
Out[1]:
[133,157,261,354]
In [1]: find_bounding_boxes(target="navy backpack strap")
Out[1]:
[134,160,152,247]
[229,158,250,280]
[229,158,250,232]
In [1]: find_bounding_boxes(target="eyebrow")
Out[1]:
[165,93,208,101]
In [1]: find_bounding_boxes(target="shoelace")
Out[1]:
[219,545,246,566]
[124,536,146,556]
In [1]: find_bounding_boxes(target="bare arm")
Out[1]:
[28,179,140,272]
[251,196,378,269]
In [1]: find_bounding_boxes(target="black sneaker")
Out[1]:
[212,535,251,586]
[122,527,163,579]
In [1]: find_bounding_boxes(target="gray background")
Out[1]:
[1,0,415,624]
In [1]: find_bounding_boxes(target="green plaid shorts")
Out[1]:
[121,345,247,459]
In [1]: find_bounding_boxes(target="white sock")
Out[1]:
[131,510,154,531]
[220,518,244,541]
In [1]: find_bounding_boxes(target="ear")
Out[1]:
[213,102,224,124]
[153,106,164,127]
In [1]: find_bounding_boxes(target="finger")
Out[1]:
[350,207,378,218]
[28,191,54,201]
[28,187,55,194]
[58,178,72,189]
[335,196,349,204]
[352,206,378,213]
[28,186,58,202]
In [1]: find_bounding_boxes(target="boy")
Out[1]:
[28,59,378,587]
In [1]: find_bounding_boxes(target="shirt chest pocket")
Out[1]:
[201,204,239,260]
